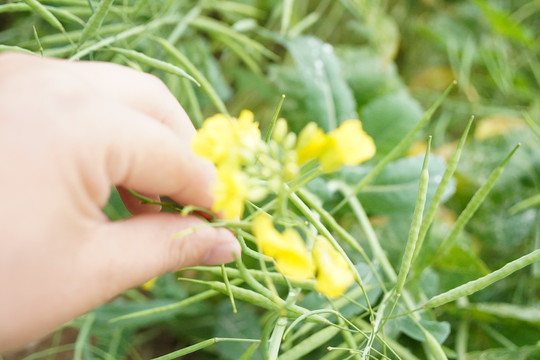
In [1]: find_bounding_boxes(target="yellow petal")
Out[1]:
[320,119,376,171]
[296,122,329,165]
[192,114,235,164]
[212,165,248,219]
[312,236,354,298]
[252,214,314,280]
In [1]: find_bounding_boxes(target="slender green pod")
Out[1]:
[156,38,228,114]
[331,81,456,214]
[107,47,199,85]
[422,328,448,360]
[108,280,241,323]
[79,0,115,45]
[395,137,432,295]
[264,94,286,142]
[150,338,260,360]
[412,116,474,265]
[278,326,341,360]
[23,0,65,31]
[430,144,520,263]
[268,317,288,360]
[190,16,278,60]
[0,45,34,54]
[179,278,283,312]
[69,15,181,60]
[424,248,540,308]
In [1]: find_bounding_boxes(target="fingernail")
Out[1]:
[202,240,241,265]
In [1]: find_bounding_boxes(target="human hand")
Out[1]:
[0,52,240,352]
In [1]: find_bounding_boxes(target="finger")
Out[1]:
[73,102,216,210]
[89,213,240,296]
[70,58,192,137]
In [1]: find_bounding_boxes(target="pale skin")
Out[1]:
[0,52,240,352]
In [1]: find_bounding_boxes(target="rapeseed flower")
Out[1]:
[320,119,376,171]
[191,114,236,164]
[252,214,314,280]
[312,236,355,298]
[212,165,249,219]
[295,120,376,171]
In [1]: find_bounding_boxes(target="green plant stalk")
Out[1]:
[283,309,362,340]
[178,278,283,312]
[331,81,456,214]
[156,38,229,114]
[178,76,204,128]
[337,314,362,360]
[79,0,115,45]
[395,137,431,295]
[429,144,520,264]
[221,264,237,313]
[508,193,540,215]
[279,326,341,360]
[412,116,474,266]
[288,189,374,317]
[107,47,199,85]
[214,33,262,74]
[422,328,447,360]
[150,338,260,360]
[167,4,202,44]
[523,111,540,139]
[455,317,469,359]
[74,312,95,360]
[293,187,377,278]
[234,250,277,298]
[268,316,288,360]
[109,282,241,323]
[424,248,540,308]
[343,187,394,284]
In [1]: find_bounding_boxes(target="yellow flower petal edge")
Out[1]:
[296,122,329,165]
[212,165,248,219]
[312,235,355,298]
[191,114,235,164]
[320,119,376,171]
[253,214,314,280]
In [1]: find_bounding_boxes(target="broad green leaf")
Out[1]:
[344,154,454,216]
[395,317,451,344]
[361,91,424,160]
[214,301,263,360]
[336,46,402,106]
[285,36,357,132]
[466,302,540,325]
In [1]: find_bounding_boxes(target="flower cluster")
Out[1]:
[191,110,375,298]
[253,214,355,298]
[192,111,376,219]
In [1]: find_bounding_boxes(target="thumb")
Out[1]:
[90,213,240,296]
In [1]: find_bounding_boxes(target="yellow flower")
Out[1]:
[212,165,248,219]
[192,110,262,166]
[192,114,236,164]
[141,277,157,291]
[312,236,355,298]
[253,214,314,280]
[319,119,376,171]
[295,122,329,165]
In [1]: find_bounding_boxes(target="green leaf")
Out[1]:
[392,317,451,344]
[466,302,540,326]
[361,90,424,160]
[344,154,455,216]
[285,36,357,132]
[214,301,263,360]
